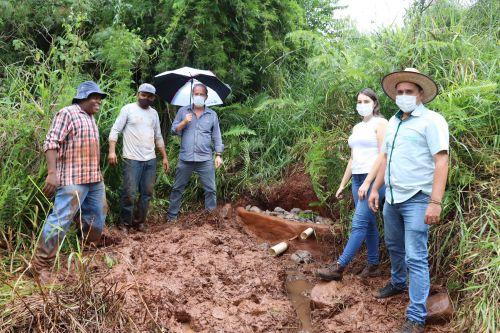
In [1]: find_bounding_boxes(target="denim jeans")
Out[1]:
[167,159,216,219]
[338,173,386,267]
[119,158,157,226]
[37,181,107,266]
[383,191,430,325]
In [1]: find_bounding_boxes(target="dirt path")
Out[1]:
[91,209,452,333]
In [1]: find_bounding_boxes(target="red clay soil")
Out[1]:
[253,165,326,215]
[90,208,453,333]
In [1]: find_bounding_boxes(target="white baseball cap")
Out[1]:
[138,83,156,95]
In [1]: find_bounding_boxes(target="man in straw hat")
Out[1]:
[368,68,449,332]
[31,81,109,281]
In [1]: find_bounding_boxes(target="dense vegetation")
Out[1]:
[0,0,498,331]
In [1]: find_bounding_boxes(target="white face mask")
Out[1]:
[356,103,374,117]
[193,95,206,107]
[395,95,418,113]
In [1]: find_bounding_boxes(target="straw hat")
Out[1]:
[382,68,438,103]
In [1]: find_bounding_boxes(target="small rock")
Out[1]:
[245,205,251,210]
[284,214,295,219]
[426,293,454,323]
[290,250,313,264]
[274,206,286,213]
[310,281,351,309]
[249,206,262,213]
[303,210,313,214]
[290,208,302,214]
[321,217,334,225]
[211,307,226,320]
[220,203,232,219]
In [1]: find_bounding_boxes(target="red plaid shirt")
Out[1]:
[43,104,102,185]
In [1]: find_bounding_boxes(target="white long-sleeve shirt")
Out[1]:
[109,102,165,161]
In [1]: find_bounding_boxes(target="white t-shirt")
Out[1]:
[348,116,386,174]
[109,103,165,161]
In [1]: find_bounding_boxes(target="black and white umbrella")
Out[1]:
[154,67,231,106]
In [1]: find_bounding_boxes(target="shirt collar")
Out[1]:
[73,103,91,116]
[189,105,211,115]
[395,103,426,120]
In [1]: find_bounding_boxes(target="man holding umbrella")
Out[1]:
[167,83,224,220]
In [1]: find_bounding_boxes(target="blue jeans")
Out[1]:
[167,159,216,219]
[119,158,157,226]
[383,191,430,325]
[37,181,107,264]
[338,173,385,267]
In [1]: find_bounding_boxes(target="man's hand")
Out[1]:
[43,172,59,197]
[215,156,223,169]
[335,186,345,199]
[358,181,370,201]
[425,203,442,225]
[162,157,170,172]
[368,190,380,212]
[108,152,118,165]
[184,113,193,124]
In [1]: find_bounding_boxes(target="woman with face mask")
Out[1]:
[317,88,388,281]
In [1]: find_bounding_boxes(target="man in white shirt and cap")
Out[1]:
[108,83,169,231]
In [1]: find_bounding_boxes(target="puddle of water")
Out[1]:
[285,274,314,333]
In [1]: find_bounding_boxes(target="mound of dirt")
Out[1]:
[94,212,297,332]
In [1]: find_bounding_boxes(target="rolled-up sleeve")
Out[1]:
[171,108,185,136]
[109,107,128,142]
[212,113,224,153]
[154,112,165,147]
[43,110,71,152]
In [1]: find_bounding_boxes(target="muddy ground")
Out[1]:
[89,207,453,333]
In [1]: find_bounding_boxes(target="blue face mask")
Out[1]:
[193,95,206,107]
[395,95,417,113]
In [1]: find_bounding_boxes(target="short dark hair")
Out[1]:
[193,83,208,95]
[358,88,381,116]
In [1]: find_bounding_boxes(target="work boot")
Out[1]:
[316,262,345,281]
[374,282,406,299]
[358,264,381,278]
[399,319,425,333]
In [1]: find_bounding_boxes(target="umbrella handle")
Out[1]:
[189,77,193,108]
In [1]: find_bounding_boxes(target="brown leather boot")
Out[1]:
[316,262,345,281]
[27,239,58,284]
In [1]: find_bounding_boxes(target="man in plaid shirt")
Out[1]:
[32,81,108,277]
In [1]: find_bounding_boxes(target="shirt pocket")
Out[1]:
[396,123,426,155]
[199,117,213,133]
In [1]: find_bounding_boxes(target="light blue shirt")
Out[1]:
[382,104,449,204]
[171,106,224,162]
